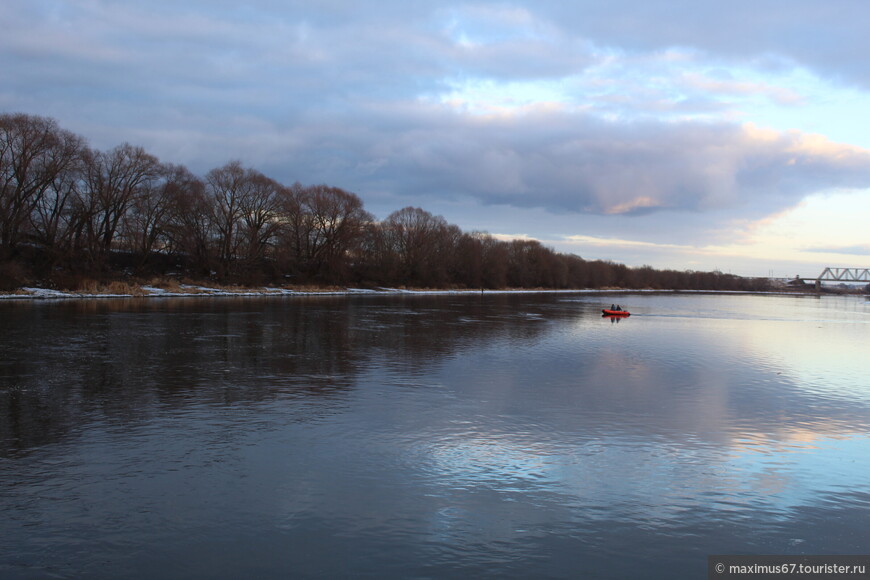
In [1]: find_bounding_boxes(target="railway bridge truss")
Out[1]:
[798,267,870,290]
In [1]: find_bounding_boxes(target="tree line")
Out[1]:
[0,112,770,292]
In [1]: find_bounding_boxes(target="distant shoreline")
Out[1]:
[0,285,854,301]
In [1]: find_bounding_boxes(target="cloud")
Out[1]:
[438,5,596,80]
[563,234,694,252]
[253,105,870,221]
[534,0,870,89]
[680,72,804,106]
[804,245,870,257]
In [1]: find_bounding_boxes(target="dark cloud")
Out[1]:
[250,106,870,222]
[537,0,870,88]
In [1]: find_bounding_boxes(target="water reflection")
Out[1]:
[1,293,869,578]
[0,295,561,457]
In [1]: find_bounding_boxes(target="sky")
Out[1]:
[3,0,870,278]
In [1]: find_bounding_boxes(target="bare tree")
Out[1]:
[479,233,510,288]
[0,113,86,256]
[83,143,161,260]
[164,173,212,272]
[276,184,371,283]
[121,163,200,267]
[206,161,251,276]
[304,185,372,282]
[30,147,92,260]
[382,206,457,286]
[274,182,307,276]
[506,239,553,288]
[353,219,396,284]
[454,231,511,288]
[238,171,282,267]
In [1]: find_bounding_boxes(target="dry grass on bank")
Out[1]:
[66,279,149,295]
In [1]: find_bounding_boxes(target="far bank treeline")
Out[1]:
[0,112,769,292]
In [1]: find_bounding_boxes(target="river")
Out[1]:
[1,292,869,578]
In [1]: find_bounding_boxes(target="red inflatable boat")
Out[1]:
[602,309,630,316]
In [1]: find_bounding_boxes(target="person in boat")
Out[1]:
[615,305,621,311]
[610,304,616,310]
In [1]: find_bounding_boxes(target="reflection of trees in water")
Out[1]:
[347,295,568,376]
[0,294,570,456]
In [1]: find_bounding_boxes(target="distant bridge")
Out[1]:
[815,267,870,283]
[795,267,870,290]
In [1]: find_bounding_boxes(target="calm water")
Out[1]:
[1,292,869,578]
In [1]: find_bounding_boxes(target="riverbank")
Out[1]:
[0,284,639,300]
[0,284,855,300]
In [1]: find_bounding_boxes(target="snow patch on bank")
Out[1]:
[0,286,788,300]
